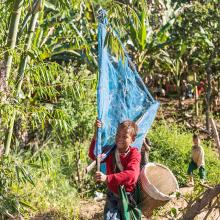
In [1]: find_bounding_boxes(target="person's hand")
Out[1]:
[142,140,150,152]
[95,119,102,128]
[95,171,107,183]
[101,153,106,159]
[93,119,102,139]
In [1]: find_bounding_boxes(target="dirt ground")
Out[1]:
[77,187,220,220]
[157,187,220,220]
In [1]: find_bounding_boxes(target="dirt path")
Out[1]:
[77,186,220,220]
[77,200,104,220]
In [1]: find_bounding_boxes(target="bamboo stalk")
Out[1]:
[16,12,40,93]
[17,0,44,42]
[5,0,24,81]
[4,0,43,155]
[33,0,45,47]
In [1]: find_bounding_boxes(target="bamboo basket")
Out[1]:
[139,163,179,218]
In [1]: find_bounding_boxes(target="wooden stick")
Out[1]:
[210,118,220,158]
[97,154,101,172]
[85,160,96,174]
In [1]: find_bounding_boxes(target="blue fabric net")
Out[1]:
[95,10,159,157]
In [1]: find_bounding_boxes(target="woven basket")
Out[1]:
[139,163,179,217]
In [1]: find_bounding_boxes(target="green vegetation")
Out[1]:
[1,122,219,218]
[0,0,219,219]
[149,123,220,186]
[0,142,96,218]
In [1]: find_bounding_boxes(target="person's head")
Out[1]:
[193,134,200,146]
[115,120,138,152]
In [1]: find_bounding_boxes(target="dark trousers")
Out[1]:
[104,191,121,220]
[187,160,206,180]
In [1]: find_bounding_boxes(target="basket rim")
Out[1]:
[140,162,179,201]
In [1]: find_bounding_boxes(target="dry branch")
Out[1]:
[210,118,220,158]
[181,184,220,220]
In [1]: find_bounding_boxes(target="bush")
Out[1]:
[0,156,35,218]
[12,141,97,219]
[0,139,98,219]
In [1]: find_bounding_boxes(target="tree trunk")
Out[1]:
[177,78,182,108]
[5,0,24,81]
[218,76,220,93]
[194,72,199,116]
[205,69,211,132]
[209,118,220,158]
[204,48,218,132]
[4,0,42,155]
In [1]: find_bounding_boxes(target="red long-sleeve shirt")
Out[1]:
[89,138,141,194]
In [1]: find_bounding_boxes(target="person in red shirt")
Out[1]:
[197,81,205,96]
[89,120,141,220]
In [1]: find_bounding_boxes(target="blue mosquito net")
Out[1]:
[95,10,159,157]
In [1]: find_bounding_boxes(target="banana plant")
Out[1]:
[33,0,98,69]
[125,0,187,72]
[151,38,189,109]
